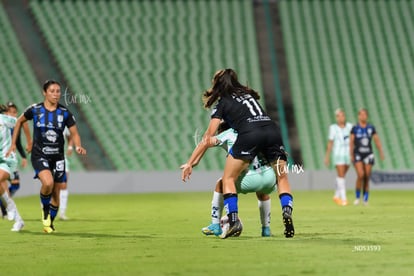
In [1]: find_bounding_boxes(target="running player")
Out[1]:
[196,122,275,237]
[6,80,86,233]
[59,127,73,220]
[0,102,31,217]
[0,104,25,231]
[324,108,353,206]
[350,108,385,205]
[181,69,294,239]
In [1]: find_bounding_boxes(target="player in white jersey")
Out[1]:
[200,122,276,237]
[59,127,73,220]
[0,104,24,231]
[324,109,353,206]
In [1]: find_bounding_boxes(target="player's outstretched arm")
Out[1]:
[181,118,221,182]
[68,125,86,155]
[349,133,355,163]
[22,121,32,153]
[324,140,333,167]
[373,134,385,161]
[6,114,27,157]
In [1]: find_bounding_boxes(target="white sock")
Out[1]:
[334,178,340,198]
[2,192,22,222]
[211,191,223,224]
[60,189,69,215]
[337,177,347,201]
[258,199,271,227]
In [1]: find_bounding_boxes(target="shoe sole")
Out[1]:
[283,215,295,238]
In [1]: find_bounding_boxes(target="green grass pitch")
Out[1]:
[2,190,413,275]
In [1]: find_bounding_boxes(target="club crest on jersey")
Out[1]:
[57,115,64,122]
[367,128,372,136]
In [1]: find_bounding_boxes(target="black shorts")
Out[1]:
[31,155,67,183]
[354,152,375,165]
[230,124,287,163]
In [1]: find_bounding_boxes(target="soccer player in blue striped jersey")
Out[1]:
[7,80,86,233]
[350,109,384,205]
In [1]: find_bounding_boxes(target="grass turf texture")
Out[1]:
[1,190,413,275]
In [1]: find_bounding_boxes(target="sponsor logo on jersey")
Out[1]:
[36,121,45,127]
[241,151,251,155]
[45,130,58,142]
[42,146,60,155]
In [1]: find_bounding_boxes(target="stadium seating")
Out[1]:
[279,0,414,170]
[0,4,84,171]
[30,0,263,171]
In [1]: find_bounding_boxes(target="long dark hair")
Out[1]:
[202,68,260,108]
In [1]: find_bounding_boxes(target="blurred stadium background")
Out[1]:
[1,0,413,193]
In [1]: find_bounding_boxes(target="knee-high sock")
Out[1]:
[258,199,271,227]
[1,192,22,221]
[337,177,347,201]
[334,179,340,198]
[59,189,69,215]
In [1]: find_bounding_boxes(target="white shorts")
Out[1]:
[0,156,18,179]
[332,154,351,166]
[236,167,276,194]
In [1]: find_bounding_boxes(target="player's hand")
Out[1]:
[75,146,87,155]
[21,158,28,168]
[324,156,330,167]
[66,147,73,156]
[350,155,355,163]
[26,141,32,153]
[380,152,385,161]
[180,163,192,182]
[5,144,16,158]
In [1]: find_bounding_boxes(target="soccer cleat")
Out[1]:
[42,210,51,227]
[11,220,24,232]
[261,226,272,237]
[43,225,55,234]
[341,200,348,206]
[353,199,360,205]
[333,197,342,205]
[220,219,243,239]
[201,223,222,236]
[282,207,295,238]
[59,214,69,221]
[363,201,369,206]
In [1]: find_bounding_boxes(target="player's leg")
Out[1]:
[202,178,223,236]
[362,163,373,205]
[59,181,69,220]
[271,158,294,238]
[353,161,364,205]
[336,164,349,205]
[37,169,55,232]
[220,155,249,238]
[0,171,24,231]
[256,192,271,237]
[9,171,20,197]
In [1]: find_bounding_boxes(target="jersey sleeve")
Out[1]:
[215,129,233,146]
[350,125,357,135]
[328,125,335,140]
[65,111,76,128]
[371,125,377,135]
[1,114,16,128]
[23,105,34,120]
[210,99,224,120]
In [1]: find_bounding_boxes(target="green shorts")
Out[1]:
[0,156,18,179]
[236,167,276,195]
